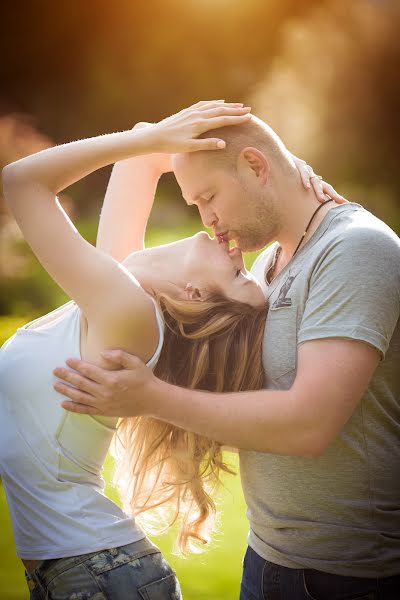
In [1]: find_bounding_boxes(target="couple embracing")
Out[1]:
[1,100,399,600]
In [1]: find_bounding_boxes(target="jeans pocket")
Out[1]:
[301,570,376,600]
[138,573,182,600]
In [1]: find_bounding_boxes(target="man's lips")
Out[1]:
[216,234,242,257]
[215,230,230,242]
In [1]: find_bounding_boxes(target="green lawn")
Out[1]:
[0,315,249,600]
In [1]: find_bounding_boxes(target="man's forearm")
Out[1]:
[148,379,317,457]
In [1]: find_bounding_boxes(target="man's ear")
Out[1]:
[238,147,269,184]
[184,283,202,301]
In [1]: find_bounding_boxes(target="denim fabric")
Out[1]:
[24,537,182,599]
[239,545,400,600]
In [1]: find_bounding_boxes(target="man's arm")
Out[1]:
[53,222,398,456]
[53,336,379,457]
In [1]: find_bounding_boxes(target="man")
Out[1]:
[54,114,400,599]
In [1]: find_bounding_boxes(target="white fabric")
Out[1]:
[0,298,164,559]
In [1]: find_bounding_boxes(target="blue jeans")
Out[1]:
[25,537,182,599]
[239,545,400,600]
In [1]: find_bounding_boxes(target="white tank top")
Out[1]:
[0,299,164,560]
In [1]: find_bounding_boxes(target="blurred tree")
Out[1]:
[250,0,400,225]
[0,0,326,139]
[1,0,399,317]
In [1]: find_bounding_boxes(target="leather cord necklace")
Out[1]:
[266,199,334,284]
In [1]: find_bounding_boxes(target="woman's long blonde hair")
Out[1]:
[110,289,267,553]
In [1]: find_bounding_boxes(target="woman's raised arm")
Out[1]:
[96,123,172,262]
[1,101,251,354]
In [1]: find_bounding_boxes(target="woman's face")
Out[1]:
[183,231,266,307]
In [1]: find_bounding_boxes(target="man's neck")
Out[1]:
[274,188,336,269]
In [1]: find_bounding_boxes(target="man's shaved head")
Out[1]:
[195,114,292,174]
[172,115,296,252]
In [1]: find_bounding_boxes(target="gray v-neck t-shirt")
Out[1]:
[240,203,400,577]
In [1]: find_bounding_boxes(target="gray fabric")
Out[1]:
[240,203,400,577]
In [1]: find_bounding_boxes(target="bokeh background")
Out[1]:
[1,0,399,598]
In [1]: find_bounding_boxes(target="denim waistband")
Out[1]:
[25,536,161,592]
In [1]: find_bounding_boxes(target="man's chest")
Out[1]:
[253,255,312,387]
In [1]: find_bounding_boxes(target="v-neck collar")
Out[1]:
[263,203,363,294]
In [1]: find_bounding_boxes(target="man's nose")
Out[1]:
[197,204,217,230]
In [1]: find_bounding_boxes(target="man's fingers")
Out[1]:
[101,349,144,370]
[61,400,99,416]
[53,367,100,395]
[63,358,110,384]
[54,380,97,408]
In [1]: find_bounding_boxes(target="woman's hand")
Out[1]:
[142,100,252,154]
[291,153,348,204]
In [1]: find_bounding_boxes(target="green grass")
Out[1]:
[0,314,250,600]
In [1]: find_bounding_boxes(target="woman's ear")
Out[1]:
[185,283,202,301]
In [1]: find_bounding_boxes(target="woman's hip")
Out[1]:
[25,537,182,599]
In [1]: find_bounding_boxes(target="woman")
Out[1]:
[0,100,343,599]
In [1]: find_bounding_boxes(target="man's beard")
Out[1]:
[236,197,281,252]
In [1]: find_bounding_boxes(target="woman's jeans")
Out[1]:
[24,537,182,599]
[239,545,400,600]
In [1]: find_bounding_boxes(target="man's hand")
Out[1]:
[53,350,158,417]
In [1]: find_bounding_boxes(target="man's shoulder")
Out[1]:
[324,204,400,256]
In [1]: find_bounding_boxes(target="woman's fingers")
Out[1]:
[322,182,348,204]
[196,101,244,112]
[297,160,312,189]
[199,106,251,119]
[309,174,327,202]
[189,138,227,151]
[195,112,252,134]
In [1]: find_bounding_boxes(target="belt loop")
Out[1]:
[25,568,47,597]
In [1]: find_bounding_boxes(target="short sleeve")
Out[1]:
[298,224,400,359]
[145,297,165,370]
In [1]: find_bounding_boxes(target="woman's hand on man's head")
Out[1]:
[141,100,252,155]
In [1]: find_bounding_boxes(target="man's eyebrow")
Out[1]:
[184,191,209,206]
